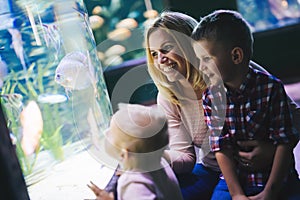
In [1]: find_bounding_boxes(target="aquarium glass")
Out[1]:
[237,0,300,32]
[0,0,113,198]
[83,0,164,67]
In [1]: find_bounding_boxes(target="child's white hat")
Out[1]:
[112,103,167,139]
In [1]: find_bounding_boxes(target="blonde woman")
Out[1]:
[145,11,300,200]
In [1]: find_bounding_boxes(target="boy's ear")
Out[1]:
[231,47,243,64]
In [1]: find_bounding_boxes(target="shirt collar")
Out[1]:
[225,66,254,96]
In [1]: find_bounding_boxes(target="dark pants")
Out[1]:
[211,171,300,200]
[177,163,221,200]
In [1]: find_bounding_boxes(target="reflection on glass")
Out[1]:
[0,0,112,192]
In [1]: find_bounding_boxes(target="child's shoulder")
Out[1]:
[249,66,282,85]
[118,171,153,188]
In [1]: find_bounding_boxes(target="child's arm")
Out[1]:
[249,143,293,200]
[249,80,299,199]
[215,149,249,200]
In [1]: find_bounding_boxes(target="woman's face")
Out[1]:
[148,29,187,82]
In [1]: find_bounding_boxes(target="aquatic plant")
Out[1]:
[0,61,67,176]
[0,2,115,188]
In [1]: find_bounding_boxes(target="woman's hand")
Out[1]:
[87,181,114,200]
[237,140,275,171]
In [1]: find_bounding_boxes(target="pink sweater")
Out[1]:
[158,93,220,174]
[117,158,183,200]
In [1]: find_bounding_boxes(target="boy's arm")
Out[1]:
[215,150,248,200]
[251,81,299,199]
[250,143,293,199]
[203,86,248,199]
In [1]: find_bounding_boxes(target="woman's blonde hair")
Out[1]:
[145,11,206,105]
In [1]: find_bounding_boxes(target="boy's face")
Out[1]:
[193,40,235,86]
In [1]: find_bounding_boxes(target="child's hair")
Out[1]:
[192,10,253,61]
[111,103,168,154]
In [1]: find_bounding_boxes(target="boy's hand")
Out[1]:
[87,181,114,200]
[248,189,277,200]
[232,194,250,200]
[237,140,275,171]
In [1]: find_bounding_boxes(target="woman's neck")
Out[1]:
[171,79,202,100]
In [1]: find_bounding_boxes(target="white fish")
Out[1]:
[89,15,104,30]
[8,28,27,71]
[143,9,158,19]
[37,93,67,104]
[54,51,98,97]
[0,57,8,88]
[92,6,102,15]
[20,101,43,156]
[107,28,131,41]
[42,24,62,60]
[0,93,23,116]
[115,18,138,29]
[104,44,126,57]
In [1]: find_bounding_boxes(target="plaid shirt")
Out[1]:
[203,66,298,187]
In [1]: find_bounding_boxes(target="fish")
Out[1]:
[7,28,27,71]
[37,93,67,104]
[0,93,23,117]
[20,101,43,156]
[0,57,8,88]
[54,50,98,98]
[92,6,102,15]
[42,24,62,60]
[107,28,131,41]
[143,9,158,19]
[104,45,125,58]
[89,15,105,30]
[115,18,138,29]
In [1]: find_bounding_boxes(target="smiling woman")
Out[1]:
[148,29,187,82]
[143,10,300,200]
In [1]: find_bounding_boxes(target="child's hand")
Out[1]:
[87,181,114,200]
[232,194,250,200]
[237,140,275,171]
[248,189,277,200]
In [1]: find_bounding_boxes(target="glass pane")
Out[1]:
[0,0,114,198]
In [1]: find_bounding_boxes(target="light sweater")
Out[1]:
[158,93,220,173]
[117,158,183,200]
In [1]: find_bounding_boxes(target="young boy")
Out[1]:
[191,10,300,200]
[88,103,183,200]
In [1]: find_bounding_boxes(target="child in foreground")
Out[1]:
[192,9,300,200]
[88,103,183,200]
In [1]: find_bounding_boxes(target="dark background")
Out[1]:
[164,0,300,83]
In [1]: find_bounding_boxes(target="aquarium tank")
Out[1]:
[0,0,115,198]
[83,0,164,67]
[237,0,300,32]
